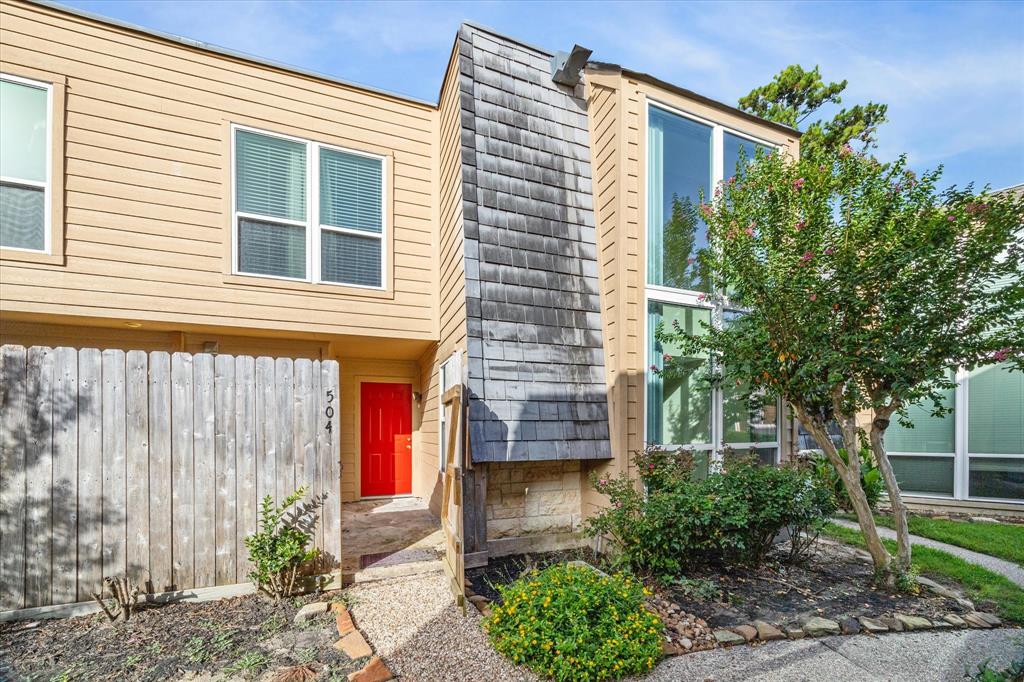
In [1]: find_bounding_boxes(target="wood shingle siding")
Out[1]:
[0,0,436,341]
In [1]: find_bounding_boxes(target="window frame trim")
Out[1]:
[0,72,54,256]
[229,122,388,291]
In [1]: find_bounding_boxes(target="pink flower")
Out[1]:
[728,175,736,185]
[947,215,956,222]
[649,364,658,371]
[794,220,805,231]
[696,293,707,302]
[801,251,814,262]
[649,463,656,470]
[744,226,755,237]
[840,143,853,157]
[714,187,722,197]
[599,479,608,486]
[824,247,835,255]
[700,203,712,217]
[993,348,1011,362]
[809,294,817,301]
[663,353,672,362]
[687,257,695,265]
[793,178,805,190]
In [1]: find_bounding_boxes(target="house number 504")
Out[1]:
[325,389,335,432]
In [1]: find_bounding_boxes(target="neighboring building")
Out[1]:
[1,0,1012,615]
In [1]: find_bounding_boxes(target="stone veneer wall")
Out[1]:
[486,461,584,543]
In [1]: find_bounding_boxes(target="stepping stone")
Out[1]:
[468,595,488,606]
[840,617,861,635]
[963,612,993,628]
[714,629,747,646]
[975,612,1002,627]
[803,617,841,637]
[753,620,785,641]
[330,602,348,614]
[916,576,960,600]
[894,614,932,631]
[858,617,889,634]
[783,625,805,640]
[943,614,967,627]
[932,621,953,629]
[336,609,356,636]
[294,602,330,623]
[956,598,976,611]
[347,656,393,682]
[336,631,373,660]
[879,616,903,632]
[731,624,758,642]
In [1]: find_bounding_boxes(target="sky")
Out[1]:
[59,0,1024,192]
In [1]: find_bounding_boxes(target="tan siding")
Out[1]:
[0,0,436,342]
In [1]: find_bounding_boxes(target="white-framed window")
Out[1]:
[438,352,462,472]
[1,73,53,254]
[643,100,780,471]
[887,365,1023,504]
[231,124,386,289]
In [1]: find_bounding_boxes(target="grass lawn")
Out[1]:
[861,513,1024,567]
[822,522,1024,625]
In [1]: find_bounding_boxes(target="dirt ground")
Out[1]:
[664,541,971,628]
[0,591,359,682]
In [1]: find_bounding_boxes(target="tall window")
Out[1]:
[0,74,52,253]
[886,365,1023,503]
[232,125,385,288]
[645,102,779,468]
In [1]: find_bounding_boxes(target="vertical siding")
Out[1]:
[0,0,436,341]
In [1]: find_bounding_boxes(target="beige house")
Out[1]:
[0,0,810,615]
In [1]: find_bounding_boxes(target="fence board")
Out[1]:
[0,345,28,610]
[148,352,172,593]
[0,346,342,612]
[275,358,295,503]
[255,357,275,506]
[101,350,127,584]
[214,354,237,586]
[320,361,341,568]
[25,346,53,608]
[77,348,103,602]
[171,352,194,590]
[193,353,216,588]
[235,355,256,583]
[126,350,150,586]
[51,347,78,604]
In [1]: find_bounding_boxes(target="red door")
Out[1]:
[360,382,413,497]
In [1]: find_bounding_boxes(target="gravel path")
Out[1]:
[638,629,1024,681]
[347,568,536,681]
[832,519,1024,587]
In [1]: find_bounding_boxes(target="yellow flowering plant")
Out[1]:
[484,563,663,681]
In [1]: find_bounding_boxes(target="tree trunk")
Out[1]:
[870,416,912,572]
[794,407,893,581]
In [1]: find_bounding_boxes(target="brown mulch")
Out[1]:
[0,592,359,682]
[665,540,970,629]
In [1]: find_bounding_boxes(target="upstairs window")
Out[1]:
[232,125,385,288]
[0,74,52,253]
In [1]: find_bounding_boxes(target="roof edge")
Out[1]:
[26,0,437,108]
[588,61,802,138]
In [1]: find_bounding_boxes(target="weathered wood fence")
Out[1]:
[0,345,341,612]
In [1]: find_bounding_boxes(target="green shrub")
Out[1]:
[810,446,883,511]
[484,563,662,681]
[244,487,319,600]
[585,447,836,577]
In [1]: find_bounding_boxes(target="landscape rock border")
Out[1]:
[289,600,396,682]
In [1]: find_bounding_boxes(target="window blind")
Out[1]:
[238,217,305,279]
[235,130,306,222]
[886,385,955,453]
[0,79,47,183]
[319,148,382,233]
[890,455,954,496]
[968,362,1023,455]
[321,231,381,287]
[0,183,45,250]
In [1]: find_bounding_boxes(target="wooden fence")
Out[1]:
[0,345,341,612]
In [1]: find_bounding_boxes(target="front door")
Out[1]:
[360,382,413,497]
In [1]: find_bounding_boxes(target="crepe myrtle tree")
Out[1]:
[657,144,1023,584]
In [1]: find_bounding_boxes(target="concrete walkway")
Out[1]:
[833,519,1024,587]
[642,629,1024,681]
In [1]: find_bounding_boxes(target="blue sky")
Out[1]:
[60,0,1024,191]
